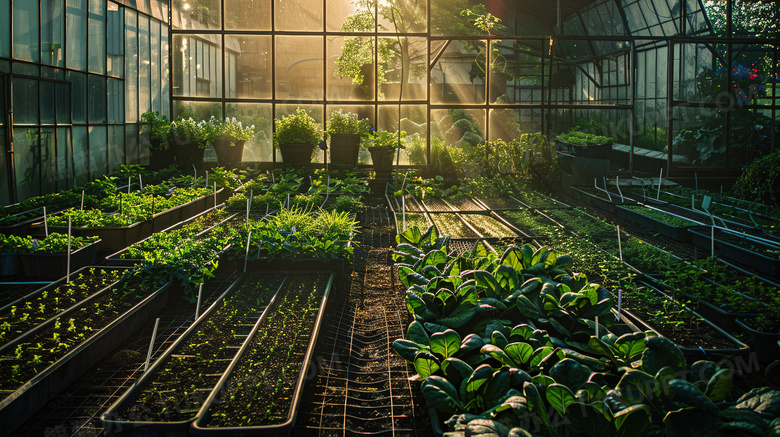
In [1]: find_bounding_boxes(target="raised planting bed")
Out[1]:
[616,204,698,243]
[620,281,750,360]
[99,272,288,436]
[460,214,517,239]
[472,196,526,211]
[19,238,101,279]
[430,214,479,239]
[0,267,129,349]
[514,191,571,210]
[0,252,22,277]
[499,210,553,239]
[690,228,780,278]
[104,208,236,267]
[420,197,454,213]
[191,271,334,434]
[0,273,172,434]
[735,318,780,362]
[570,186,634,214]
[442,197,485,212]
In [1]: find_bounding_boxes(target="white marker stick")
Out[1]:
[144,318,160,372]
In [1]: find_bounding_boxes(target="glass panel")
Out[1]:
[674,42,722,103]
[173,34,224,98]
[88,75,107,123]
[431,0,487,36]
[41,128,58,194]
[377,104,426,165]
[42,0,65,67]
[66,0,87,70]
[41,81,56,125]
[0,128,9,204]
[139,16,151,115]
[125,10,138,122]
[274,104,323,164]
[327,0,371,32]
[67,71,87,124]
[107,2,124,77]
[13,1,40,62]
[109,125,125,172]
[671,106,722,168]
[88,0,106,73]
[57,127,73,189]
[275,36,324,101]
[275,0,322,31]
[430,108,484,146]
[126,124,142,165]
[55,82,71,125]
[430,40,485,104]
[89,126,107,179]
[171,0,221,30]
[13,78,39,125]
[489,108,544,142]
[226,35,272,99]
[108,78,124,123]
[328,36,375,101]
[378,36,427,101]
[225,0,271,30]
[225,103,273,162]
[161,24,170,118]
[13,128,41,200]
[490,39,544,104]
[151,20,161,112]
[377,0,425,33]
[0,0,9,58]
[173,101,222,120]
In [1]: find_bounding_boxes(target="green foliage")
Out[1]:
[140,112,172,148]
[273,108,322,147]
[363,129,406,150]
[206,116,256,143]
[731,149,780,207]
[555,130,612,146]
[170,117,208,147]
[326,109,372,137]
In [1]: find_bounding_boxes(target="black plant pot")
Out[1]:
[213,139,246,169]
[278,142,315,168]
[368,147,395,180]
[175,143,206,171]
[735,318,780,362]
[329,133,361,169]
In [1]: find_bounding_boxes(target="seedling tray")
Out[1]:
[0,280,172,434]
[190,271,335,435]
[99,273,288,436]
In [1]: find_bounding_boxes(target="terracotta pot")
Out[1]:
[329,134,361,169]
[278,142,315,168]
[368,147,395,180]
[213,139,246,169]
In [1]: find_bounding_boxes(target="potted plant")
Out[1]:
[170,117,208,170]
[141,112,174,169]
[554,129,613,159]
[364,129,405,180]
[209,117,255,169]
[326,109,371,170]
[273,109,321,168]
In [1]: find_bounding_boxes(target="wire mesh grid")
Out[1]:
[293,200,431,437]
[11,270,241,437]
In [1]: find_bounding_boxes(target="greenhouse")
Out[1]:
[1,0,780,436]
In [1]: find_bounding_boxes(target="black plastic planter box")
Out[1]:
[0,253,22,277]
[99,273,288,437]
[190,272,335,435]
[735,319,780,362]
[18,239,101,279]
[689,228,780,279]
[570,187,633,215]
[616,205,694,243]
[0,280,173,434]
[0,209,54,237]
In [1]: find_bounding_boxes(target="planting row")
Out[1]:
[391,225,780,436]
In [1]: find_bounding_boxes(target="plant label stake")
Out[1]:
[695,172,699,190]
[286,193,290,209]
[193,164,197,181]
[66,217,72,283]
[595,316,599,339]
[213,182,217,207]
[244,231,252,273]
[256,239,262,259]
[692,194,695,210]
[139,174,143,191]
[80,191,85,210]
[320,177,330,209]
[247,189,253,226]
[43,206,48,237]
[657,168,663,200]
[144,318,160,372]
[402,195,406,231]
[127,177,131,194]
[711,226,716,258]
[617,225,623,262]
[195,283,204,320]
[617,289,622,321]
[205,171,208,188]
